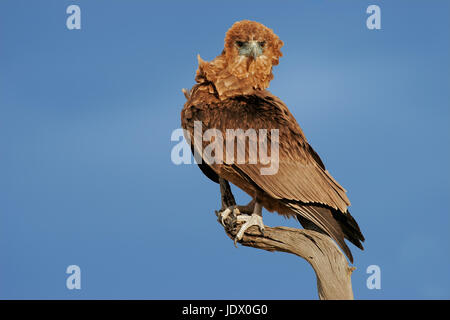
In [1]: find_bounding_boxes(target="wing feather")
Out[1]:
[183,89,350,213]
[181,87,361,261]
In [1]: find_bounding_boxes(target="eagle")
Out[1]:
[181,20,364,263]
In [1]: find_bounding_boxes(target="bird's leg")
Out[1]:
[217,177,256,226]
[217,177,238,225]
[219,177,236,210]
[216,180,265,245]
[234,192,265,246]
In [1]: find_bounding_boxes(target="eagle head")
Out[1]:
[195,20,284,99]
[224,20,283,65]
[223,20,283,82]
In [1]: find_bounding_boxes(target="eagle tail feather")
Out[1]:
[332,209,365,250]
[287,202,364,264]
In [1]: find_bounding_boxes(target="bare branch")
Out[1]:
[217,179,355,300]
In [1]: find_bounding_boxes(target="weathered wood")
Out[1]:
[217,178,355,300]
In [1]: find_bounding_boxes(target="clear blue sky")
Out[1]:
[0,0,449,299]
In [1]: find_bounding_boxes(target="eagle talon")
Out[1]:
[234,213,265,246]
[218,206,239,226]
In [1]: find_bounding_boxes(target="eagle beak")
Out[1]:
[238,41,263,59]
[248,41,262,59]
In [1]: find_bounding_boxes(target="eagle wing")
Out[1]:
[182,86,363,261]
[184,88,350,211]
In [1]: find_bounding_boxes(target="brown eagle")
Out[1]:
[181,20,364,263]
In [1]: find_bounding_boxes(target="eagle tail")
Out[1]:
[287,202,364,264]
[332,209,365,250]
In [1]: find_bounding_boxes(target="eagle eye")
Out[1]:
[235,41,244,47]
[258,41,266,47]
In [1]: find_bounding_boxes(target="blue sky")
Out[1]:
[0,0,449,299]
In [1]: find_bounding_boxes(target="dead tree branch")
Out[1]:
[217,178,355,300]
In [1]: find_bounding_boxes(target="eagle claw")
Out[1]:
[234,213,265,247]
[217,206,240,226]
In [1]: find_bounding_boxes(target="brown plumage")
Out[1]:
[181,20,364,263]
